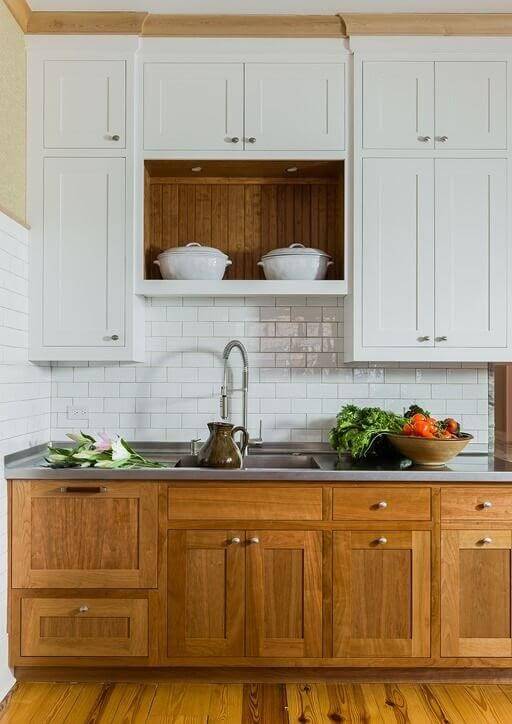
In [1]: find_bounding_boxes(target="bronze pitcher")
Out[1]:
[197,421,249,469]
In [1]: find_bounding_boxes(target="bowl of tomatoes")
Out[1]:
[387,409,473,466]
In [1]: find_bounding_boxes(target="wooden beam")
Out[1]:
[3,0,31,33]
[142,14,343,38]
[27,11,147,35]
[342,13,512,36]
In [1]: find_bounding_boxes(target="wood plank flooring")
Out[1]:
[2,682,512,722]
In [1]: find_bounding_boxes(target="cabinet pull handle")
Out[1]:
[437,135,448,142]
[78,605,89,613]
[417,336,430,342]
[435,336,447,342]
[230,137,240,143]
[249,537,260,544]
[59,486,107,494]
[247,137,257,144]
[230,537,241,545]
[480,537,493,545]
[481,501,493,509]
[375,537,388,545]
[110,134,120,141]
[418,136,431,142]
[111,334,119,341]
[376,501,388,509]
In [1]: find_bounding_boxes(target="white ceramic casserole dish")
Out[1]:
[258,243,333,280]
[154,243,232,280]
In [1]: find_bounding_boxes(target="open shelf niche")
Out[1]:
[140,159,346,296]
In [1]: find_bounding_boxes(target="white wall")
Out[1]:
[0,211,51,698]
[51,296,489,452]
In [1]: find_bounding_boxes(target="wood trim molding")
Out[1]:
[27,11,148,35]
[3,0,31,32]
[142,14,343,38]
[342,13,512,37]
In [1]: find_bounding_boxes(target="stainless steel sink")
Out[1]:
[175,453,320,470]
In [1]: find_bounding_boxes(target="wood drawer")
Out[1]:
[441,488,512,520]
[168,486,323,520]
[20,597,148,657]
[332,488,431,521]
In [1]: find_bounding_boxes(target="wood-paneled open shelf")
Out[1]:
[138,160,347,296]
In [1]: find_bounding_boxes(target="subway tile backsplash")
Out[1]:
[50,297,489,451]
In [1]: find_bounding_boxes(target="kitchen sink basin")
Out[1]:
[175,453,320,470]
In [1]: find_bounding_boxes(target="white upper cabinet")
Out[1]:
[245,63,345,151]
[44,60,125,148]
[362,158,435,347]
[435,62,507,150]
[435,159,507,348]
[143,63,244,151]
[42,157,125,348]
[362,62,434,149]
[362,60,507,151]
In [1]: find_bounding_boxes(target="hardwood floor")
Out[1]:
[2,682,512,722]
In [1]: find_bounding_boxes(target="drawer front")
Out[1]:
[442,488,512,520]
[333,488,431,521]
[20,597,148,657]
[168,486,323,520]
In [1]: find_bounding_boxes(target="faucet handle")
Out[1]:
[220,385,228,420]
[250,419,264,447]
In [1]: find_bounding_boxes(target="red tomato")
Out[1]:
[402,423,414,436]
[410,413,427,425]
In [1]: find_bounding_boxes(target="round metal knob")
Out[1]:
[111,334,119,341]
[436,336,447,342]
[480,537,493,545]
[418,136,431,142]
[79,605,89,613]
[417,336,430,342]
[437,135,448,142]
[376,537,388,545]
[247,137,257,144]
[376,501,388,509]
[110,134,120,141]
[481,501,493,509]
[230,537,241,545]
[230,137,240,143]
[249,537,260,544]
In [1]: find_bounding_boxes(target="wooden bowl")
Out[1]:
[386,433,473,466]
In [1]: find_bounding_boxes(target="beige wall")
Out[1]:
[0,3,25,224]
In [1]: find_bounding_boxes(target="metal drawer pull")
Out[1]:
[230,537,241,545]
[78,605,89,613]
[436,336,447,342]
[480,537,493,545]
[230,137,240,143]
[247,137,257,143]
[417,336,430,342]
[376,501,388,509]
[60,486,107,494]
[437,135,448,142]
[110,134,120,141]
[249,537,260,544]
[375,537,388,545]
[481,501,493,509]
[418,136,431,142]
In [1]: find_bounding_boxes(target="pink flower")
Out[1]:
[93,432,112,452]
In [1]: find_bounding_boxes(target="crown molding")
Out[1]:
[342,13,512,36]
[27,10,147,34]
[3,0,31,32]
[142,14,343,37]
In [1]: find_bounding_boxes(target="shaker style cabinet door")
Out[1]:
[434,159,507,348]
[44,60,125,148]
[167,530,245,657]
[435,62,507,150]
[362,61,434,149]
[143,63,244,151]
[362,158,435,347]
[42,157,125,348]
[245,63,345,151]
[441,530,512,657]
[333,531,430,658]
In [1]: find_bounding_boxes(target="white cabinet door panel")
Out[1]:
[143,63,244,151]
[44,60,125,148]
[362,158,435,348]
[245,63,345,151]
[43,158,125,348]
[362,61,434,150]
[435,159,507,348]
[435,62,507,150]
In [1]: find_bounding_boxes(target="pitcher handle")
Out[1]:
[231,426,249,456]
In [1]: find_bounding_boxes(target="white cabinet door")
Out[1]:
[44,60,125,148]
[245,63,345,151]
[362,62,434,150]
[435,62,507,150]
[362,158,435,348]
[43,158,125,348]
[435,159,507,348]
[143,63,244,151]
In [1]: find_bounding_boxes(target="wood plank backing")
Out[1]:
[146,177,344,280]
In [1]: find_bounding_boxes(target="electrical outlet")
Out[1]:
[67,406,88,420]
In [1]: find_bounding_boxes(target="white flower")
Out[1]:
[111,435,130,461]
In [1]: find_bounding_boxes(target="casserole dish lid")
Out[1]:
[157,242,229,260]
[261,243,331,259]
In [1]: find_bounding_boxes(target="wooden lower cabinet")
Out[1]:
[333,530,431,658]
[441,529,512,657]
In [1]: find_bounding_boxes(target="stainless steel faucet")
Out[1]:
[220,340,262,450]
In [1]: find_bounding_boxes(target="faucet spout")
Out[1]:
[221,340,250,443]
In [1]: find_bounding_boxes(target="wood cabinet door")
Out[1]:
[167,530,245,657]
[245,63,345,151]
[441,530,512,657]
[435,159,507,349]
[435,61,507,150]
[12,481,158,589]
[44,60,125,148]
[362,61,434,150]
[246,530,322,658]
[333,531,430,658]
[43,157,125,348]
[362,158,435,348]
[143,63,244,151]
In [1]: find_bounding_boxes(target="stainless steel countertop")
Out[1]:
[5,442,512,482]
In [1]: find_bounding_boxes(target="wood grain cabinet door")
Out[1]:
[12,481,158,589]
[441,530,512,657]
[167,530,245,657]
[333,531,430,658]
[246,530,322,658]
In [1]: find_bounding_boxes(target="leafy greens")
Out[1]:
[328,404,406,460]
